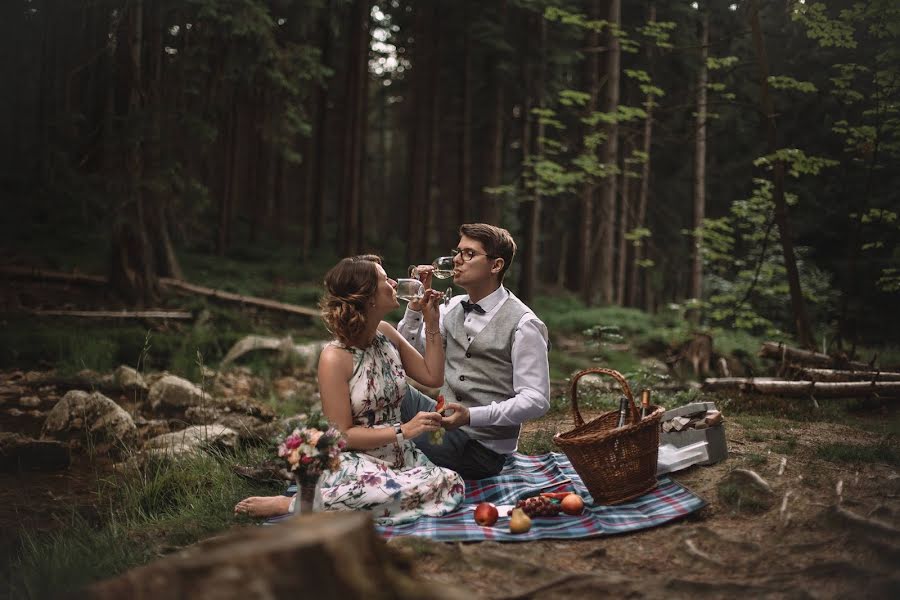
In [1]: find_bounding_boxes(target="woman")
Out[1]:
[234,255,463,524]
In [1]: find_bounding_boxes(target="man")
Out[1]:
[397,223,551,479]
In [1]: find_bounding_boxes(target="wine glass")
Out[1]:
[408,256,456,303]
[395,279,453,306]
[408,256,455,280]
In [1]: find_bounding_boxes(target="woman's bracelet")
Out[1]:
[425,327,442,342]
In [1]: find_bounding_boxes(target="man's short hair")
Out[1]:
[459,223,517,281]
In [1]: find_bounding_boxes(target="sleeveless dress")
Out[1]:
[317,332,464,525]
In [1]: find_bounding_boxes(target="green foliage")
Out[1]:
[791,2,857,48]
[767,75,817,93]
[752,149,839,177]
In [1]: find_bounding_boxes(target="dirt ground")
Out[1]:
[391,412,900,599]
[2,379,899,598]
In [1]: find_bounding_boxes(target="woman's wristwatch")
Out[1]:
[393,423,404,446]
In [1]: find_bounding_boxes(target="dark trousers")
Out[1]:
[400,386,507,480]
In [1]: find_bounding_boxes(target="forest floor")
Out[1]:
[395,410,900,599]
[2,278,899,598]
[3,382,898,599]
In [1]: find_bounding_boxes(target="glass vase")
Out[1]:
[293,472,323,516]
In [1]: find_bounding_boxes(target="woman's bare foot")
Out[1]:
[233,495,292,517]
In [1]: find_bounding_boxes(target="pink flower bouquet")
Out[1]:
[277,412,346,480]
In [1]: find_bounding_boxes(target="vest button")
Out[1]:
[459,375,466,381]
[465,352,471,358]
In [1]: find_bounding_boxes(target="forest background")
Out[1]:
[1,1,900,597]
[1,0,898,360]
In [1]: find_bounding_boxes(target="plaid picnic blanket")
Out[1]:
[376,452,705,542]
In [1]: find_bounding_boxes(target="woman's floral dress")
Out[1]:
[317,332,464,525]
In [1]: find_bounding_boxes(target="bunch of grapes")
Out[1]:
[429,428,445,444]
[512,495,561,517]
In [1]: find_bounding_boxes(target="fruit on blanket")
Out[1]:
[474,502,499,527]
[509,508,532,534]
[539,492,573,500]
[560,493,585,515]
[515,495,560,517]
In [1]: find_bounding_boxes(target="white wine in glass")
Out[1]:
[431,256,455,279]
[395,279,453,306]
[409,256,456,280]
[395,279,425,303]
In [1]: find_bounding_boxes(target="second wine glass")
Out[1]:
[395,278,453,306]
[409,256,455,280]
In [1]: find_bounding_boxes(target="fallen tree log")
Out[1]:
[0,265,107,285]
[702,377,900,398]
[28,309,192,319]
[159,277,319,318]
[221,335,327,367]
[759,341,872,370]
[793,368,900,383]
[0,266,319,320]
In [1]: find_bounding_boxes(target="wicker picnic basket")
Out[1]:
[553,368,664,505]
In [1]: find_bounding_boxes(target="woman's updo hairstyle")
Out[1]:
[319,254,383,346]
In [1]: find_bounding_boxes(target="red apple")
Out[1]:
[560,493,585,515]
[474,502,499,527]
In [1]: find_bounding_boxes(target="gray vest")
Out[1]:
[441,292,546,443]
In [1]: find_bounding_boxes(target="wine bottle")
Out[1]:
[640,389,651,419]
[616,396,629,428]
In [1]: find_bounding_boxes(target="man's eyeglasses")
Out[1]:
[450,247,495,262]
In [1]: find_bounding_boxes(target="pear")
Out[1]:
[509,507,532,534]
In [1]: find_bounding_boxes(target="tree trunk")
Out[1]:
[311,1,332,251]
[482,0,507,226]
[597,0,621,306]
[702,378,900,398]
[81,513,461,600]
[518,13,545,304]
[690,9,708,308]
[109,0,158,306]
[338,0,369,257]
[144,1,182,280]
[406,3,435,263]
[793,368,900,383]
[748,0,815,349]
[571,0,601,299]
[759,341,874,370]
[628,3,656,309]
[458,0,473,227]
[615,137,632,306]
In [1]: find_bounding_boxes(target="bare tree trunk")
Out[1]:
[311,1,332,251]
[615,137,632,306]
[110,0,157,305]
[426,17,441,256]
[482,0,507,226]
[518,13,545,304]
[597,0,621,305]
[458,0,472,227]
[406,4,434,263]
[572,0,601,300]
[628,3,656,309]
[218,100,237,256]
[690,9,709,308]
[748,0,815,349]
[338,0,369,256]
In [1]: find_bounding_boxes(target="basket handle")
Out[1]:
[568,368,638,428]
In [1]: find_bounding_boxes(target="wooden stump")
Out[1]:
[76,512,462,600]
